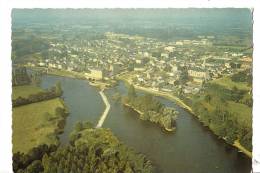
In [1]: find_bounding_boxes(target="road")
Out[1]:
[96,90,111,128]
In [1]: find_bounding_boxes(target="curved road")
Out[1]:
[96,90,111,128]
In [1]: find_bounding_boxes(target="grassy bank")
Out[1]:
[12,85,44,100]
[13,98,67,154]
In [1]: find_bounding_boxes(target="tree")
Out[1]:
[179,66,189,84]
[178,87,184,97]
[204,94,211,103]
[26,160,43,173]
[75,122,83,132]
[83,121,93,129]
[55,82,63,96]
[160,115,172,129]
[42,153,49,170]
[55,107,66,117]
[128,85,136,99]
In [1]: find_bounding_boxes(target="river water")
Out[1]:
[41,75,251,173]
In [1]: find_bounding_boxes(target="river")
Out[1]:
[41,75,251,173]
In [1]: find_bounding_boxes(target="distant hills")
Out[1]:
[12,8,252,41]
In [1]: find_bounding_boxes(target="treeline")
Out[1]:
[13,144,58,173]
[204,83,252,107]
[52,106,69,135]
[12,33,49,61]
[13,121,154,173]
[192,80,252,151]
[12,82,63,107]
[13,67,43,87]
[193,100,252,150]
[231,69,252,84]
[12,67,31,86]
[123,85,178,131]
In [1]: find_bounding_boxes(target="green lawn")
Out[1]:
[12,85,44,100]
[210,76,250,91]
[12,98,65,154]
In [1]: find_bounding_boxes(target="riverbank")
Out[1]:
[89,80,113,90]
[118,77,252,158]
[118,76,193,113]
[136,84,252,157]
[234,140,252,158]
[135,85,193,113]
[124,102,144,115]
[26,65,84,79]
[27,66,113,89]
[123,101,176,132]
[96,89,111,128]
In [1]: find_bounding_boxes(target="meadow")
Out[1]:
[12,98,66,154]
[12,85,44,100]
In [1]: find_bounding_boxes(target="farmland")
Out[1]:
[12,98,67,154]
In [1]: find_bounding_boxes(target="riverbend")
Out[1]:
[41,75,251,173]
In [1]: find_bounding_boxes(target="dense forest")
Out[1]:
[13,122,153,173]
[192,70,252,150]
[122,85,178,131]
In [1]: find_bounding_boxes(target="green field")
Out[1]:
[210,76,250,91]
[12,85,44,100]
[12,98,65,154]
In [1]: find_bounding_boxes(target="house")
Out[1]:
[240,57,252,69]
[134,64,145,72]
[161,53,169,59]
[188,68,209,83]
[38,62,46,67]
[164,46,175,52]
[85,68,103,80]
[176,41,183,46]
[188,68,209,79]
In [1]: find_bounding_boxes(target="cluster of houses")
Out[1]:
[25,32,252,94]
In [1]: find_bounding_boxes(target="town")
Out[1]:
[23,31,252,95]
